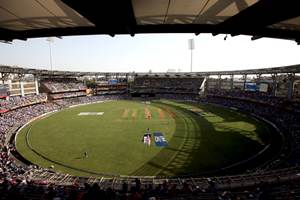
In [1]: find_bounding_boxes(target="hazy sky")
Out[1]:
[0,33,300,73]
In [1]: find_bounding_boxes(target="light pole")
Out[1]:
[188,38,195,72]
[46,37,54,71]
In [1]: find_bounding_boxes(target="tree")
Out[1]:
[85,79,97,89]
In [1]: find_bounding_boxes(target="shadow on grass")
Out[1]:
[130,101,281,177]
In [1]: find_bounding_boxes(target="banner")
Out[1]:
[245,83,257,92]
[153,132,168,147]
[259,83,268,92]
[108,79,118,85]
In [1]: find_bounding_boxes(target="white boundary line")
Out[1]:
[14,100,108,147]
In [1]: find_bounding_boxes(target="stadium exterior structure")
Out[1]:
[2,0,300,197]
[0,65,300,192]
[0,64,300,198]
[1,64,300,76]
[1,64,300,99]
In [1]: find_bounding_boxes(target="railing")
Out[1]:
[25,166,300,191]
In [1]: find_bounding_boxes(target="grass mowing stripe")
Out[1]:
[17,101,176,176]
[25,123,118,176]
[15,100,277,177]
[131,102,200,176]
[122,109,129,118]
[157,108,165,119]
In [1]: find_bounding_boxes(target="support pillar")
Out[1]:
[205,75,209,94]
[256,74,261,92]
[218,75,222,90]
[256,74,261,84]
[35,77,39,95]
[230,74,234,91]
[287,73,295,100]
[272,74,277,96]
[20,80,24,97]
[243,74,247,91]
[7,79,12,100]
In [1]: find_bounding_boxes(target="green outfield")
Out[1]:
[16,100,273,177]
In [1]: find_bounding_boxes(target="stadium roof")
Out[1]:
[1,0,300,42]
[1,64,299,77]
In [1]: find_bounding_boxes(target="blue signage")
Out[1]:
[245,83,257,92]
[153,132,168,147]
[108,79,118,85]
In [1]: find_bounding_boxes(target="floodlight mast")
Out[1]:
[188,38,195,72]
[46,37,54,71]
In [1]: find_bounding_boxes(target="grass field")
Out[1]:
[16,100,273,177]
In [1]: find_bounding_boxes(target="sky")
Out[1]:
[0,33,300,73]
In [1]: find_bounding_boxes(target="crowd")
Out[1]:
[0,102,61,193]
[42,79,86,93]
[205,90,300,169]
[208,89,300,113]
[1,170,300,199]
[53,95,128,107]
[0,94,47,112]
[0,94,129,195]
[133,77,203,94]
[0,90,300,199]
[50,92,86,100]
[156,93,199,101]
[134,77,203,89]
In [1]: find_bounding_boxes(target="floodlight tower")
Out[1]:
[46,37,54,71]
[188,38,195,72]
